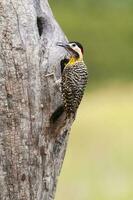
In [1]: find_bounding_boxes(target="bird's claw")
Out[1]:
[45,72,61,92]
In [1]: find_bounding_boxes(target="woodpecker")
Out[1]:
[50,41,88,122]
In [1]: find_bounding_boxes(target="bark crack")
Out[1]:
[37,17,44,37]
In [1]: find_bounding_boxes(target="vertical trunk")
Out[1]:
[0,0,73,199]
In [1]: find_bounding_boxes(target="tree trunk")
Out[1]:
[0,0,74,199]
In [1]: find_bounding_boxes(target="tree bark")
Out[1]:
[0,0,73,199]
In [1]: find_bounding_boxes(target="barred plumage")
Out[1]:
[50,41,88,123]
[61,61,88,117]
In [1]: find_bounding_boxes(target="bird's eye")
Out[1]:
[72,44,76,47]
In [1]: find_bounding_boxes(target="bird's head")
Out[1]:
[57,41,84,64]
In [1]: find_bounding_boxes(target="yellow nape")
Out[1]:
[68,56,82,65]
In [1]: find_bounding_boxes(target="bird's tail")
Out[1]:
[50,105,65,123]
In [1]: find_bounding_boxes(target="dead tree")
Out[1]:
[0,0,74,199]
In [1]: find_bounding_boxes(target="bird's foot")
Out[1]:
[45,72,61,92]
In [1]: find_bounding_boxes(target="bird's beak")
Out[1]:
[56,42,73,56]
[56,42,69,49]
[57,42,81,59]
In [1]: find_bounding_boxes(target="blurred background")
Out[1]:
[50,0,133,199]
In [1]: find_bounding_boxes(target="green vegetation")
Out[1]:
[50,0,133,84]
[55,83,133,200]
[49,1,133,199]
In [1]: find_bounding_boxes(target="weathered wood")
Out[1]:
[0,0,73,199]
